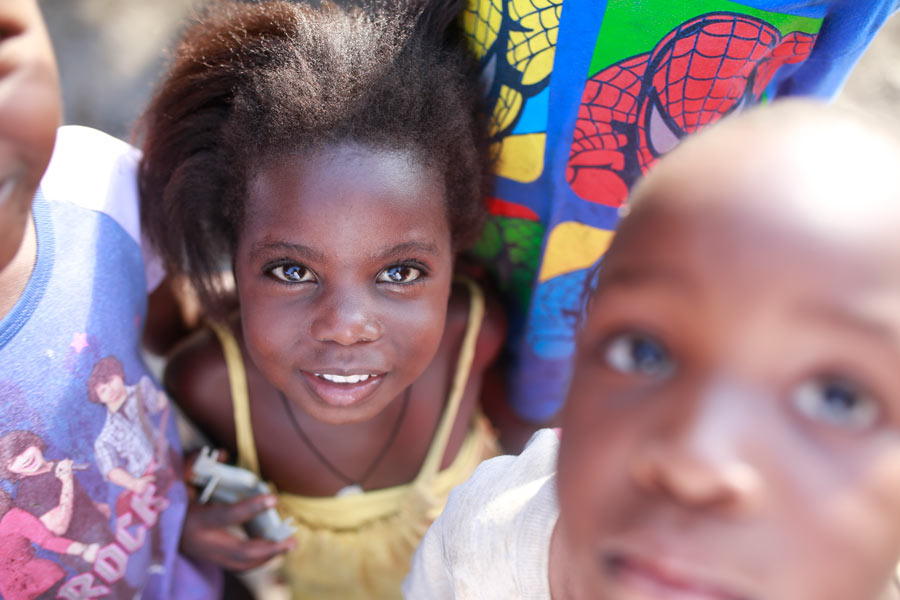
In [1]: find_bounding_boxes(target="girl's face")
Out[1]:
[557,198,900,600]
[233,143,453,425]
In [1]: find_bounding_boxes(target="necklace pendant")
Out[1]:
[336,484,364,497]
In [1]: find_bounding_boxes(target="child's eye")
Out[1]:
[376,265,423,284]
[791,378,879,431]
[268,263,316,283]
[604,332,674,377]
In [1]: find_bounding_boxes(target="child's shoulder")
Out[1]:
[41,126,141,231]
[164,316,241,449]
[455,428,559,504]
[404,429,560,598]
[431,428,559,541]
[444,277,506,370]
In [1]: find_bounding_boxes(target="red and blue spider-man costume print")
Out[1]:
[566,12,816,206]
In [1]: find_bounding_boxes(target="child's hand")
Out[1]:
[179,494,296,571]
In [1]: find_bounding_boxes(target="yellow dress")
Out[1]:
[211,278,499,599]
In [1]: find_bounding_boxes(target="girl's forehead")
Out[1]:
[249,144,442,210]
[240,145,451,256]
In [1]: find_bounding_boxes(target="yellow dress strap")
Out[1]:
[208,321,261,476]
[413,276,485,486]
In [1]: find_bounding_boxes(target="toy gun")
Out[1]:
[190,447,295,542]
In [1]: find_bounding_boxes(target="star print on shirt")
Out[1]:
[70,332,89,353]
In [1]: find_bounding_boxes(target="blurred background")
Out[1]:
[39,0,900,142]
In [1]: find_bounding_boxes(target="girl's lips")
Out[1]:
[603,552,751,600]
[299,370,386,408]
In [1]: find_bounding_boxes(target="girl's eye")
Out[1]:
[377,265,422,284]
[792,378,879,431]
[604,332,674,377]
[268,264,316,283]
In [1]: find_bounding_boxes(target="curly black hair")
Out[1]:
[137,0,490,315]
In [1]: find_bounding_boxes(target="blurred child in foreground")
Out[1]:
[405,100,900,600]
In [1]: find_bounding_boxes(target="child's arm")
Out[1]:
[165,327,295,570]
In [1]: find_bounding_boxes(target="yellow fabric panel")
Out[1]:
[495,132,546,183]
[461,0,503,60]
[507,0,562,85]
[538,221,615,282]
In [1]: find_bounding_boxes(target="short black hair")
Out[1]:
[138,0,490,316]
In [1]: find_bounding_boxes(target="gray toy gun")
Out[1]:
[190,447,295,542]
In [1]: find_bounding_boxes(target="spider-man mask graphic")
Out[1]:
[567,12,816,206]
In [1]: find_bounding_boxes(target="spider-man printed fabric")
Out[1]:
[462,0,900,422]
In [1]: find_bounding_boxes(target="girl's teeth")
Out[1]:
[316,373,372,384]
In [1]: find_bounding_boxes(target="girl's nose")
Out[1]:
[629,380,764,515]
[310,290,383,346]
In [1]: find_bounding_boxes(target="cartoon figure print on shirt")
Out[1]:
[566,12,816,206]
[87,356,174,530]
[0,429,137,599]
[0,358,174,599]
[0,434,101,600]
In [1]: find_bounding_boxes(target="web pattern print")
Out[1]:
[462,0,562,140]
[506,0,563,87]
[461,0,502,59]
[566,12,816,207]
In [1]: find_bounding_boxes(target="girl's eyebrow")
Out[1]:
[373,240,439,260]
[249,240,326,262]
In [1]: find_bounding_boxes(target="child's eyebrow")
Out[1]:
[372,240,440,260]
[596,263,697,295]
[798,302,900,347]
[248,240,326,262]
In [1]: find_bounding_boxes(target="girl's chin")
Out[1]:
[299,371,387,409]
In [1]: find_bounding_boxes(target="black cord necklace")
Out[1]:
[280,386,411,491]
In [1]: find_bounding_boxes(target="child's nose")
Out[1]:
[310,289,383,346]
[629,380,764,515]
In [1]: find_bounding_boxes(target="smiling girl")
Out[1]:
[137,1,502,597]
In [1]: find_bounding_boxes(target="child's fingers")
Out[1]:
[219,537,296,571]
[199,494,277,528]
[183,526,294,571]
[181,499,296,570]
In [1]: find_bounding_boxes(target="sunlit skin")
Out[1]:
[0,0,61,319]
[167,142,502,497]
[551,103,900,600]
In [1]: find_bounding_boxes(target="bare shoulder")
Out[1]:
[445,278,506,371]
[164,317,239,451]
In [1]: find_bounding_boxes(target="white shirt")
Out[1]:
[404,429,560,599]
